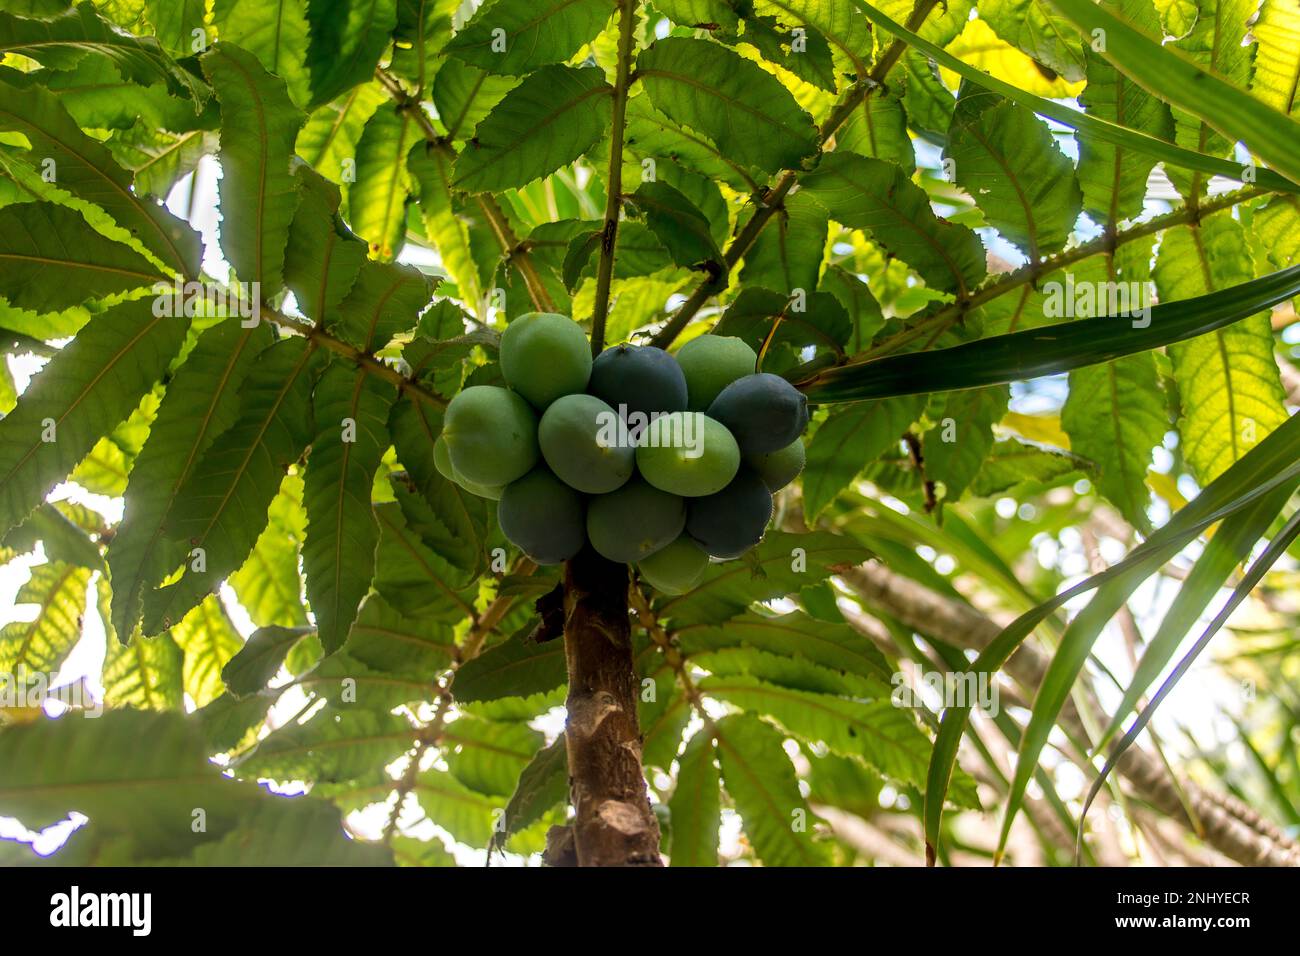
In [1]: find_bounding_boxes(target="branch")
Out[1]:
[589,0,638,353]
[375,67,555,313]
[648,0,942,349]
[842,560,1300,866]
[822,185,1269,371]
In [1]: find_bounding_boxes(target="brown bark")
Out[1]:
[558,547,663,866]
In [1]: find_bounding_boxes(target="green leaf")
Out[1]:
[283,166,367,322]
[302,364,393,653]
[110,125,217,200]
[657,0,740,32]
[629,179,723,278]
[802,397,923,519]
[443,715,542,797]
[636,36,818,175]
[1154,214,1289,484]
[754,0,874,78]
[1252,0,1300,119]
[169,595,243,708]
[0,2,208,103]
[800,263,1300,404]
[229,472,309,628]
[295,81,387,185]
[453,64,613,193]
[237,705,415,784]
[714,288,850,373]
[668,730,720,866]
[845,0,1299,194]
[923,407,1300,856]
[454,625,567,703]
[142,337,323,634]
[622,94,759,193]
[430,57,517,141]
[802,153,987,296]
[372,500,477,618]
[0,299,188,540]
[496,734,567,841]
[922,385,1011,501]
[408,141,482,313]
[304,0,397,108]
[980,0,1086,81]
[446,0,614,76]
[212,0,312,107]
[702,675,952,797]
[1099,479,1298,749]
[1061,354,1165,531]
[1075,0,1174,225]
[144,0,206,58]
[222,623,310,696]
[0,74,202,277]
[0,709,390,864]
[0,561,91,675]
[677,610,893,687]
[4,502,104,570]
[1046,0,1300,187]
[714,713,828,866]
[739,190,829,295]
[349,102,417,260]
[967,438,1085,497]
[328,258,432,351]
[201,42,306,294]
[102,569,185,710]
[108,318,274,641]
[658,531,871,626]
[945,86,1081,258]
[345,594,455,674]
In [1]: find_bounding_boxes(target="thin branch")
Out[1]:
[648,0,943,349]
[375,67,555,313]
[589,0,638,354]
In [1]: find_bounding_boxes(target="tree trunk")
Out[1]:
[556,546,663,866]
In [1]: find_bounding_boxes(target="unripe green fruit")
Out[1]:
[638,535,709,594]
[747,437,805,492]
[674,334,758,411]
[434,434,505,499]
[586,477,686,563]
[498,312,593,409]
[498,468,585,564]
[443,385,539,486]
[538,393,635,494]
[635,412,740,497]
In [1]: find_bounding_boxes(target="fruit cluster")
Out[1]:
[434,313,809,594]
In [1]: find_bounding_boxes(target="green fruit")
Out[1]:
[538,393,635,493]
[674,335,757,411]
[586,477,686,563]
[498,468,585,564]
[443,385,539,486]
[635,412,739,497]
[499,312,592,409]
[638,536,709,595]
[433,435,457,482]
[434,433,505,498]
[707,372,810,455]
[747,437,805,492]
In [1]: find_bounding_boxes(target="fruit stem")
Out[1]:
[557,546,663,866]
[589,0,638,355]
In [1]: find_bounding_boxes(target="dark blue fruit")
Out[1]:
[588,344,688,420]
[686,467,773,559]
[706,372,809,455]
[497,468,586,565]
